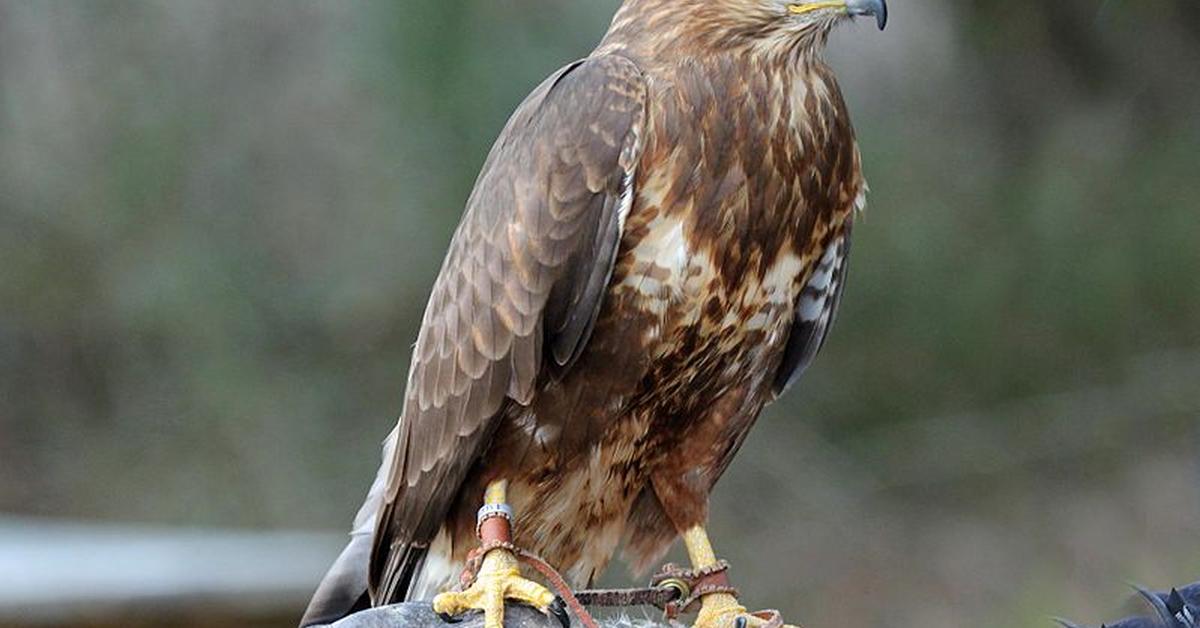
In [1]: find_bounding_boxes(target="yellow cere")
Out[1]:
[787,1,848,15]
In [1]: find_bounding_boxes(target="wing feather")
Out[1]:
[772,222,853,396]
[362,54,648,605]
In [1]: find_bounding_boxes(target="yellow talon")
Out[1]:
[682,526,800,628]
[430,554,554,628]
[693,591,749,628]
[433,481,555,628]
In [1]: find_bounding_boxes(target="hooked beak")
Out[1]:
[847,0,888,30]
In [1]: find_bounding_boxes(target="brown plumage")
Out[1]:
[302,1,878,624]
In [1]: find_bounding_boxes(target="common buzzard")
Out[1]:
[304,1,887,626]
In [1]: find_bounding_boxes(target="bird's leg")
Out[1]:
[432,480,556,628]
[682,525,796,628]
[682,526,747,626]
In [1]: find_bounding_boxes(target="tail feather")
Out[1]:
[299,428,398,627]
[299,535,373,626]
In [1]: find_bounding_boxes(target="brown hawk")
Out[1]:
[303,0,887,626]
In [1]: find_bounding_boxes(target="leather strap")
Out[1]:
[459,515,755,627]
[651,560,740,619]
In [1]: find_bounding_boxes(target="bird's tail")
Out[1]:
[298,428,398,627]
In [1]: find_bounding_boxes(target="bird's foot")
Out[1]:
[692,592,794,628]
[652,561,795,628]
[432,544,556,628]
[433,480,557,628]
[671,526,798,628]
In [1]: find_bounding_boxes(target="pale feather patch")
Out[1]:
[761,252,807,300]
[715,252,806,333]
[854,181,869,214]
[617,216,694,314]
[789,75,811,137]
[621,226,814,354]
[807,69,832,130]
[515,407,538,435]
[798,238,844,323]
[534,423,561,447]
[617,170,636,231]
[408,526,459,601]
[562,514,626,587]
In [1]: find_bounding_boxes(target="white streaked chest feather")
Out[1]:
[614,213,809,358]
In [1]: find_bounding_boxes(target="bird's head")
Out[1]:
[604,0,886,61]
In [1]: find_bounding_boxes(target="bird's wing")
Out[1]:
[772,221,853,396]
[366,54,648,604]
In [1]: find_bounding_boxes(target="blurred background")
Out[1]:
[1,1,1198,627]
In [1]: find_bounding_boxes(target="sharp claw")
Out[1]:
[438,611,465,624]
[549,596,571,628]
[431,559,555,628]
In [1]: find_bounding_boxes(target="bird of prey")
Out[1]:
[303,0,887,626]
